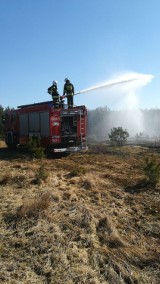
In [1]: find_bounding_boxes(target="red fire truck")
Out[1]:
[3,100,87,152]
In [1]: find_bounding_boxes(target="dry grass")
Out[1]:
[0,143,160,283]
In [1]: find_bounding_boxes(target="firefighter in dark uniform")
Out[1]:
[48,80,60,108]
[63,78,74,108]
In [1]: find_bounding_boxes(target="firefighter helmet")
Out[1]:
[53,80,58,85]
[64,78,69,82]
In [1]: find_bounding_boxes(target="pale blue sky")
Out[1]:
[0,0,160,109]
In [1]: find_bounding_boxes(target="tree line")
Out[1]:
[0,105,14,139]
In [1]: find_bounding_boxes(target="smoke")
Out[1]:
[82,72,154,137]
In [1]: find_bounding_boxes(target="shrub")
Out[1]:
[108,127,129,146]
[28,137,45,159]
[143,157,160,187]
[36,164,49,183]
[69,165,86,177]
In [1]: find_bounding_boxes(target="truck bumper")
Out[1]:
[53,145,88,153]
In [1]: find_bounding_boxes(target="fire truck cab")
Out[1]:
[3,101,87,153]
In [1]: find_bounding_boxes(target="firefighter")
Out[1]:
[48,80,60,108]
[63,78,74,108]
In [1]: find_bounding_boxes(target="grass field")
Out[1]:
[0,143,160,283]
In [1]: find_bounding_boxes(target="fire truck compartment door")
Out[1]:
[19,114,29,135]
[19,112,50,137]
[29,113,40,132]
[40,112,49,136]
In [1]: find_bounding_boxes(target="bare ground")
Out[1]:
[0,141,160,284]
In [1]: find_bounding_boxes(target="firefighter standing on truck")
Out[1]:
[48,80,60,108]
[63,78,74,108]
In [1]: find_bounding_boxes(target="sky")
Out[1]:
[0,0,160,110]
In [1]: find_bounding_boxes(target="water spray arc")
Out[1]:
[75,73,154,96]
[75,78,138,95]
